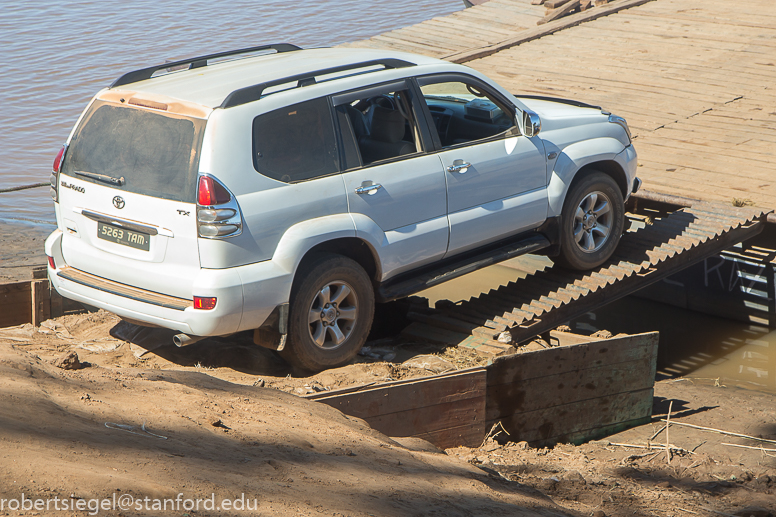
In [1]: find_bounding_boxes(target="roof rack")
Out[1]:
[220,58,416,109]
[110,43,302,88]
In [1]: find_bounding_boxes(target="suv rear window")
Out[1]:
[252,97,339,183]
[61,100,206,202]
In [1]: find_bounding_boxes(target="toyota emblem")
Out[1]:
[113,196,125,209]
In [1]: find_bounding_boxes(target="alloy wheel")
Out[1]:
[307,281,358,350]
[573,191,613,253]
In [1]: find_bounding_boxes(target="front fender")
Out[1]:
[546,137,627,217]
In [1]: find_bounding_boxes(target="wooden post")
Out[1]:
[31,280,51,327]
[31,266,48,280]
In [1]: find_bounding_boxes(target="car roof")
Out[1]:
[112,47,449,109]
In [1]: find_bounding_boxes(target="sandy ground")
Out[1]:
[0,312,561,517]
[0,311,774,516]
[451,380,776,517]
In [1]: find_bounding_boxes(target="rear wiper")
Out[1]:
[75,170,125,186]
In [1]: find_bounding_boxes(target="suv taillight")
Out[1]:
[196,175,242,239]
[50,144,66,203]
[193,296,217,310]
[197,176,231,206]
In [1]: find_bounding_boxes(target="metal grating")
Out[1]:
[403,202,771,355]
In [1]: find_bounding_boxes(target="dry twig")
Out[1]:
[649,424,666,441]
[665,400,673,464]
[480,421,510,447]
[660,420,776,445]
[607,442,695,455]
[721,442,776,454]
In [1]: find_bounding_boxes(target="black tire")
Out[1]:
[552,171,625,271]
[281,253,374,372]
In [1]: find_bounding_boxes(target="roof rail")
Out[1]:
[220,58,416,109]
[110,43,302,88]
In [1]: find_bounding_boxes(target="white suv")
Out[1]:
[46,44,639,371]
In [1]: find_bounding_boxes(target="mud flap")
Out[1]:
[253,303,289,351]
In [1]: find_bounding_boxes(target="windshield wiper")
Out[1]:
[75,170,125,186]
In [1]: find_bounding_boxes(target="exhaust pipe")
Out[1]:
[173,333,206,347]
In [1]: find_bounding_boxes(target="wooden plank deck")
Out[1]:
[339,0,546,58]
[343,0,776,212]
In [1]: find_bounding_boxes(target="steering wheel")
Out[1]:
[366,95,395,110]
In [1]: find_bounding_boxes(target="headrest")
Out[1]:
[369,106,405,144]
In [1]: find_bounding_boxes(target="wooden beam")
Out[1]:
[31,280,50,327]
[309,369,486,418]
[367,398,484,445]
[489,388,654,446]
[539,0,581,25]
[487,333,659,386]
[308,368,487,449]
[487,357,656,418]
[544,0,573,8]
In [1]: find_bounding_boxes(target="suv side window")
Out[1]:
[252,97,339,183]
[417,76,518,149]
[333,83,427,168]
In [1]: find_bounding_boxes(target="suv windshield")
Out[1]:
[61,100,206,202]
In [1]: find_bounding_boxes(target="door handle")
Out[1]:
[355,183,382,195]
[446,161,471,174]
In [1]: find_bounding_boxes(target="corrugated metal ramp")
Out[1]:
[402,202,770,355]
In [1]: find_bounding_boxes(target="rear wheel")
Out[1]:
[553,171,625,270]
[282,253,374,372]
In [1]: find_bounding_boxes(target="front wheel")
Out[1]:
[281,253,374,372]
[552,171,625,271]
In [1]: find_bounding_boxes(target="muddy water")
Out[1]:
[577,297,776,394]
[420,255,554,305]
[419,258,776,395]
[0,0,460,226]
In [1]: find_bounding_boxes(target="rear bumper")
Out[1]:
[45,229,293,336]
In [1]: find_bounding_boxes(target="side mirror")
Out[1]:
[522,111,541,137]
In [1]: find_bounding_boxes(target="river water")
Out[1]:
[0,0,460,227]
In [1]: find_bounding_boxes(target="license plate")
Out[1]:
[97,221,150,251]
